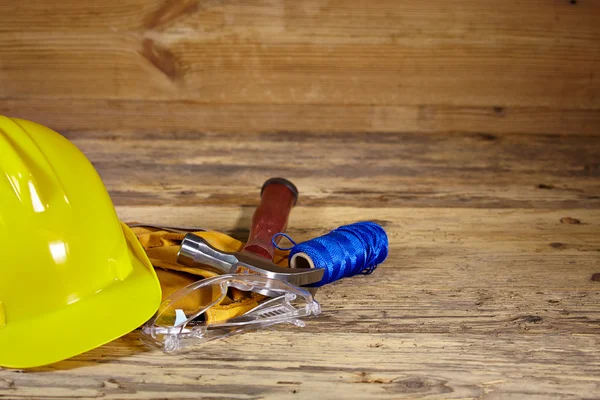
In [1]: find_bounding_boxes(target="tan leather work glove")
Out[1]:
[128,225,290,324]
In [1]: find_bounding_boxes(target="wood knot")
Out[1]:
[140,38,181,80]
[537,184,554,190]
[386,377,453,395]
[591,273,600,282]
[399,377,426,389]
[492,106,505,116]
[549,242,566,250]
[560,217,581,224]
[476,133,498,141]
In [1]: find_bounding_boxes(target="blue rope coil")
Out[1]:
[272,221,389,287]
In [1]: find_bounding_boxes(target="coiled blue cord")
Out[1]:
[272,221,389,287]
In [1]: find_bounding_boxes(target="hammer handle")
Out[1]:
[243,178,298,260]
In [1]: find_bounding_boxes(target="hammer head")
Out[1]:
[177,233,323,297]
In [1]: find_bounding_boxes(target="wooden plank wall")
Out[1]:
[0,0,599,135]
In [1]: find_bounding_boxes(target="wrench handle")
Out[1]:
[243,178,298,260]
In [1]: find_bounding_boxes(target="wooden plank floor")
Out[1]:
[1,130,599,399]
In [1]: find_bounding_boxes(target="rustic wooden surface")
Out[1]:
[0,131,598,399]
[3,0,598,106]
[1,0,600,398]
[1,0,599,135]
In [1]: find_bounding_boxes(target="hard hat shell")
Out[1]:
[0,116,161,368]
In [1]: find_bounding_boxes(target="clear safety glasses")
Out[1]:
[141,274,321,352]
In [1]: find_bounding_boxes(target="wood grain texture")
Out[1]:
[1,31,597,107]
[1,0,599,109]
[1,204,599,399]
[1,1,600,398]
[64,131,600,209]
[1,131,600,399]
[1,332,600,399]
[2,99,600,135]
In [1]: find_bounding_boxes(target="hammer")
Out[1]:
[177,178,323,296]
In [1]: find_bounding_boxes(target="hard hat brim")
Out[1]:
[0,224,162,369]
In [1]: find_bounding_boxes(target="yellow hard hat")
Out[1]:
[0,116,162,368]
